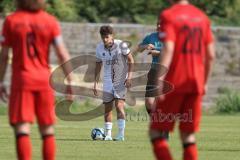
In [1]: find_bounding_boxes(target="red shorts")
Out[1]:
[9,89,55,126]
[150,92,202,133]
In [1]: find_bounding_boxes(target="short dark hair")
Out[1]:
[100,25,114,36]
[16,0,45,12]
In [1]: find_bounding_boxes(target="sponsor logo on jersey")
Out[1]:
[106,59,119,65]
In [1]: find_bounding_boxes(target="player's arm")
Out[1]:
[204,19,215,92]
[0,18,11,102]
[53,36,74,99]
[159,41,174,78]
[160,41,175,68]
[138,44,155,52]
[158,12,175,81]
[93,61,102,96]
[155,41,174,99]
[136,35,155,54]
[0,46,9,102]
[125,53,134,88]
[53,36,73,83]
[148,49,161,56]
[204,43,215,87]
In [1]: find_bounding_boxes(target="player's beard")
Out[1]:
[104,40,114,50]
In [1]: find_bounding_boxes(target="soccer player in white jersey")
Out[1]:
[93,25,134,141]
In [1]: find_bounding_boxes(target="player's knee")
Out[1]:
[13,123,31,135]
[149,130,169,142]
[39,125,55,136]
[180,132,196,144]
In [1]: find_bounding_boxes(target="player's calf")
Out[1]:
[149,130,172,160]
[115,100,126,140]
[13,123,32,160]
[180,132,198,160]
[104,102,113,140]
[39,125,56,160]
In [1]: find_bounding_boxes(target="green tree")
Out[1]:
[0,0,14,16]
[0,0,240,26]
[46,0,79,22]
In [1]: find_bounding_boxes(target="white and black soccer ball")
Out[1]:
[91,128,105,140]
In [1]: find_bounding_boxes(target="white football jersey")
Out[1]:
[96,39,130,85]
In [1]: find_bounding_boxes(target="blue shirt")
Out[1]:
[140,32,163,64]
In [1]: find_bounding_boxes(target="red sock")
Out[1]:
[183,143,198,160]
[42,135,56,160]
[153,139,173,160]
[16,134,32,160]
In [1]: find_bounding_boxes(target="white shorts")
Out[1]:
[103,81,127,103]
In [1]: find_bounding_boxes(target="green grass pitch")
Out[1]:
[0,113,239,160]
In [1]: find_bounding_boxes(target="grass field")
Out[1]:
[0,108,240,160]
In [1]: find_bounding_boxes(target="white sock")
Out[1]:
[104,122,113,137]
[117,119,125,137]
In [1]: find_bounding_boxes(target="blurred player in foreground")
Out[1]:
[93,25,134,141]
[0,0,72,159]
[149,0,215,160]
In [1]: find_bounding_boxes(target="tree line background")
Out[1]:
[0,0,240,26]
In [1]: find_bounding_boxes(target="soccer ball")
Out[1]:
[91,128,105,140]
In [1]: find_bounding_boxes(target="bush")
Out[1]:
[217,87,232,94]
[215,90,240,114]
[0,0,14,16]
[45,0,79,22]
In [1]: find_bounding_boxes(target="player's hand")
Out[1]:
[125,78,132,88]
[145,44,155,50]
[0,83,9,103]
[204,84,208,95]
[93,83,98,96]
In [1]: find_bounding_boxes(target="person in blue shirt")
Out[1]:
[136,21,163,114]
[136,21,169,139]
[139,33,162,67]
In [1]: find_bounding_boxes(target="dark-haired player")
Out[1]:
[93,25,134,141]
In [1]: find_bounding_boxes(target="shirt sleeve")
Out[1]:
[140,35,150,45]
[1,18,12,46]
[205,19,214,45]
[159,12,176,42]
[51,17,61,40]
[51,17,63,46]
[96,46,102,62]
[120,41,130,55]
